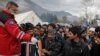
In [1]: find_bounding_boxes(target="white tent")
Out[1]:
[41,22,49,25]
[15,11,42,25]
[96,20,100,26]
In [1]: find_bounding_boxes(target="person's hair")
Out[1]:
[20,23,34,31]
[20,23,26,31]
[95,26,100,38]
[95,26,100,32]
[69,26,82,37]
[48,23,56,29]
[6,1,18,7]
[25,23,34,31]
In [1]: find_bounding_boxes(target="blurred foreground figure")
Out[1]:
[0,1,37,56]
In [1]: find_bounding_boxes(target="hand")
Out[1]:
[42,53,45,56]
[88,44,92,50]
[43,49,51,56]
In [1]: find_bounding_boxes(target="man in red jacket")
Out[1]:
[0,1,37,56]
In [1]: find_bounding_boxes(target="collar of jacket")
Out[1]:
[66,38,82,47]
[2,9,14,19]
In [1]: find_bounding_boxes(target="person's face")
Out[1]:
[47,32,55,40]
[63,27,66,31]
[7,5,18,14]
[33,28,40,36]
[40,28,45,35]
[95,36,100,44]
[48,26,53,30]
[87,30,94,36]
[27,30,34,36]
[81,32,87,37]
[59,28,63,33]
[43,25,47,29]
[36,26,41,29]
[95,32,100,38]
[64,28,69,35]
[67,31,77,40]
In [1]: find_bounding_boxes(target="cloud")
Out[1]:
[1,0,100,16]
[31,0,82,15]
[31,0,100,16]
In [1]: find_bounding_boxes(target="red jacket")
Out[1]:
[0,9,32,55]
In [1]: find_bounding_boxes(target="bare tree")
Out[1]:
[81,0,94,26]
[82,0,94,7]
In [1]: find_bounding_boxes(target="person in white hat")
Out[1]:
[86,27,95,50]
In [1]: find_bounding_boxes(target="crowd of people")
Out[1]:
[20,22,100,56]
[0,1,100,56]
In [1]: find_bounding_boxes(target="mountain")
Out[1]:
[0,0,80,23]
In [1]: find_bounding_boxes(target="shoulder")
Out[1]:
[0,10,7,16]
[0,10,9,19]
[0,11,11,23]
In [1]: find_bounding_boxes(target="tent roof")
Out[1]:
[15,11,33,24]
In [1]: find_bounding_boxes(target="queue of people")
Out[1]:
[20,22,100,56]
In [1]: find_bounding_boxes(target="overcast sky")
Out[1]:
[1,0,100,16]
[31,0,100,16]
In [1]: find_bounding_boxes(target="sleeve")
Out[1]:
[5,19,32,41]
